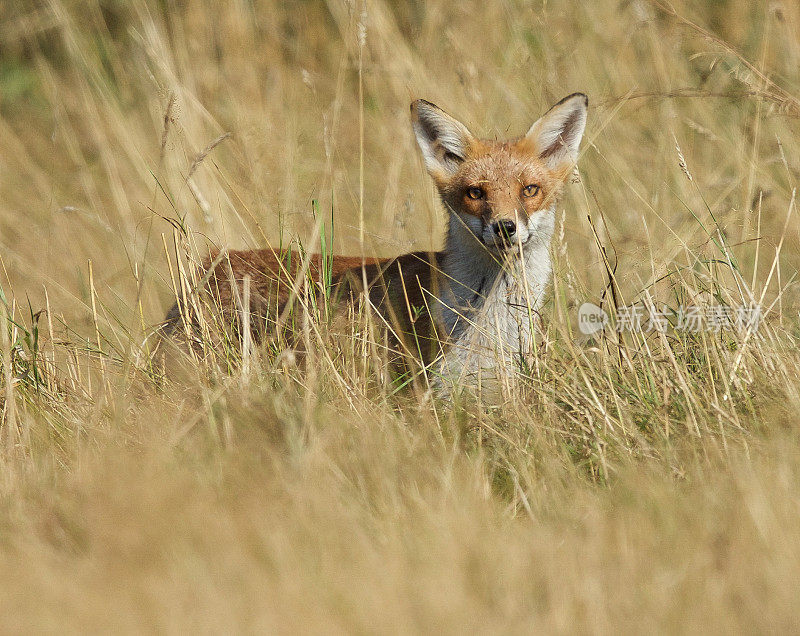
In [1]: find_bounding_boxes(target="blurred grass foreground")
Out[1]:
[2,0,800,631]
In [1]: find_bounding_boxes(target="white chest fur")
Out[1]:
[435,208,555,388]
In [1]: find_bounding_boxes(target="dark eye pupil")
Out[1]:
[469,188,482,199]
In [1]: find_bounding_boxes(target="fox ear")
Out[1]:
[411,100,475,176]
[526,93,588,170]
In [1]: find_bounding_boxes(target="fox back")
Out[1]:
[160,93,588,391]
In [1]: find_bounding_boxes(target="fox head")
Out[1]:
[411,93,587,253]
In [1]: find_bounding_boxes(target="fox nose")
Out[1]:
[492,219,517,243]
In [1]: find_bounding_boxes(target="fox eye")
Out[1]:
[522,184,541,198]
[466,187,484,200]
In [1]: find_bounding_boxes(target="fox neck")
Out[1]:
[439,207,556,352]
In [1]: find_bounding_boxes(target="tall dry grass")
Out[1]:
[1,0,800,630]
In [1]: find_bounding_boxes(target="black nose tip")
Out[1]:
[492,219,517,241]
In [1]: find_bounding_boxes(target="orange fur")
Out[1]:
[161,93,588,384]
[163,247,443,364]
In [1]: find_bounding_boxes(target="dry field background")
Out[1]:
[2,0,800,631]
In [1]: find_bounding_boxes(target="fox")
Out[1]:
[161,93,588,393]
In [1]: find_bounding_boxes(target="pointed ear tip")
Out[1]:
[411,99,438,114]
[552,93,589,112]
[566,92,589,108]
